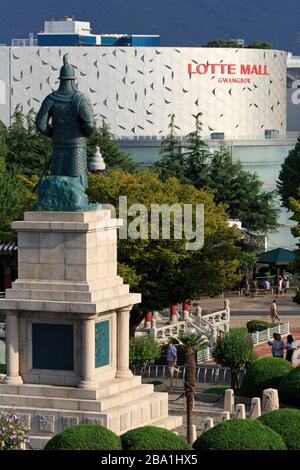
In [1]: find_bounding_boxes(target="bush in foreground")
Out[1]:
[44,424,122,450]
[193,419,286,450]
[258,408,300,450]
[246,320,278,332]
[121,426,191,450]
[239,357,292,398]
[278,366,300,407]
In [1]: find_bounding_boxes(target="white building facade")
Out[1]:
[0,45,297,250]
[0,46,287,138]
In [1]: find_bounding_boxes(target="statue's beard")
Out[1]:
[58,80,77,94]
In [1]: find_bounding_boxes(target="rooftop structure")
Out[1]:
[36,17,160,47]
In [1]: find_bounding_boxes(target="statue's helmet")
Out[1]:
[59,54,76,80]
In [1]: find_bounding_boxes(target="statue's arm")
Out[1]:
[35,97,53,137]
[78,96,96,136]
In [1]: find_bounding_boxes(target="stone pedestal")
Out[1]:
[221,411,230,421]
[235,404,246,419]
[224,388,234,413]
[0,210,182,448]
[249,397,262,419]
[262,388,279,414]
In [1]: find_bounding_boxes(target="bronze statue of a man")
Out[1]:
[34,54,98,211]
[36,54,95,188]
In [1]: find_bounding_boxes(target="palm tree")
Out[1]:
[177,330,207,445]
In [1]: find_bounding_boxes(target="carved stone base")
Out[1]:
[0,378,182,448]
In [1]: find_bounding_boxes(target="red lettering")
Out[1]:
[241,64,251,74]
[196,64,208,74]
[188,63,196,74]
[228,64,236,74]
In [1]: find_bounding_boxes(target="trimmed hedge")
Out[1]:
[258,408,300,450]
[278,366,300,407]
[204,386,228,395]
[193,419,286,450]
[121,426,191,450]
[239,357,292,398]
[247,320,278,332]
[44,424,122,450]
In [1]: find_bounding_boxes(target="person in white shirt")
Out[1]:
[268,333,284,358]
[270,300,280,322]
[285,335,297,362]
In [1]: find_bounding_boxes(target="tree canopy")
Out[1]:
[153,114,185,182]
[277,134,300,210]
[88,170,241,328]
[203,39,272,49]
[154,115,278,233]
[87,120,137,172]
[207,146,278,232]
[213,329,255,389]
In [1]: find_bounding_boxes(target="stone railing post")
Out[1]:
[221,411,230,421]
[170,304,177,323]
[224,388,234,413]
[262,389,279,414]
[144,311,152,329]
[236,404,246,419]
[204,418,214,431]
[249,397,262,419]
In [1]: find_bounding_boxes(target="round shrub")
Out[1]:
[239,357,292,398]
[278,366,300,407]
[121,426,191,450]
[258,408,300,450]
[44,424,122,450]
[193,419,286,450]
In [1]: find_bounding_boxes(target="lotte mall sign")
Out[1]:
[188,63,270,84]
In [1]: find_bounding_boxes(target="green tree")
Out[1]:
[277,135,300,209]
[153,114,185,182]
[183,113,211,187]
[248,40,272,49]
[87,170,240,332]
[0,120,8,171]
[213,329,254,389]
[204,39,244,48]
[238,251,258,292]
[208,146,278,232]
[0,166,36,241]
[288,197,300,304]
[177,331,207,444]
[5,108,51,176]
[87,120,137,172]
[129,336,161,374]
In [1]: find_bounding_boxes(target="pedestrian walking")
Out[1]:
[283,276,290,293]
[276,276,283,297]
[285,335,297,362]
[167,340,178,389]
[270,300,280,323]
